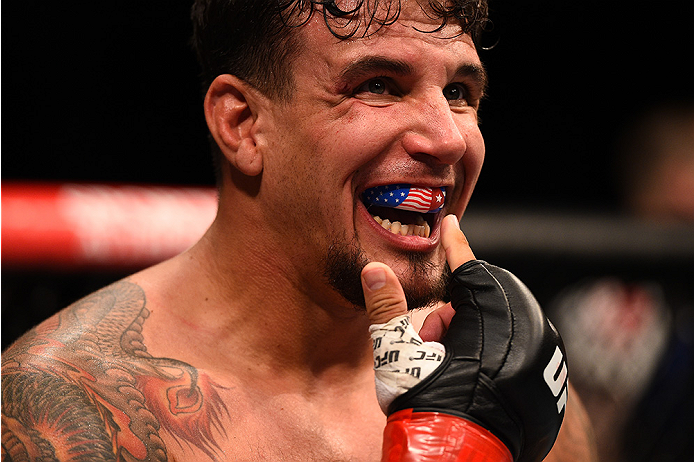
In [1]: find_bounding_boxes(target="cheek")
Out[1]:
[464,126,485,178]
[338,107,402,161]
[455,124,485,214]
[261,132,350,224]
[286,107,379,175]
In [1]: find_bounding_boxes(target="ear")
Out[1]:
[204,74,263,177]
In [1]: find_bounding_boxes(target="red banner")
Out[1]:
[2,183,217,270]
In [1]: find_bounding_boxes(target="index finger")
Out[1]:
[441,214,476,271]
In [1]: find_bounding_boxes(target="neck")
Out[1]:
[157,211,374,386]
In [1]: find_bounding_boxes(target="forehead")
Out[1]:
[294,1,481,70]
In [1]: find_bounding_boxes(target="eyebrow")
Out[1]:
[337,56,488,95]
[455,63,488,96]
[338,56,415,86]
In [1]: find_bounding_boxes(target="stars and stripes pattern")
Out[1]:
[362,184,446,213]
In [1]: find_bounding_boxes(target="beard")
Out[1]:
[324,237,451,310]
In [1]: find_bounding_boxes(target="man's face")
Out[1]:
[255,2,486,309]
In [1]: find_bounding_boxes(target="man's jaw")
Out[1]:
[323,234,451,311]
[318,183,455,310]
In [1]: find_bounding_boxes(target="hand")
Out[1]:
[361,219,459,413]
[419,214,475,341]
[362,214,567,462]
[361,215,471,414]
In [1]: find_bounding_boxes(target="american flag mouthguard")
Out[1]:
[362,184,446,213]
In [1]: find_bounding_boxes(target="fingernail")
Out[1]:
[447,214,460,228]
[362,267,387,290]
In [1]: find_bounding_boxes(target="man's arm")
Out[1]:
[545,386,599,462]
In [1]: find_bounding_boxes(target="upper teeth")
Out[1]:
[373,215,431,238]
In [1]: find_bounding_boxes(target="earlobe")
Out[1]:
[204,74,263,177]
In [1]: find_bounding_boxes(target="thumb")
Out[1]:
[361,262,408,325]
[441,214,476,271]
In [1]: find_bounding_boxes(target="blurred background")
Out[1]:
[3,1,694,460]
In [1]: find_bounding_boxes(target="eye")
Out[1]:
[354,78,398,96]
[443,83,468,104]
[366,79,386,94]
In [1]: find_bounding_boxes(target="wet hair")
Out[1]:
[190,0,490,183]
[191,0,490,100]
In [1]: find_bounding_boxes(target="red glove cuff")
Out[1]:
[383,409,513,462]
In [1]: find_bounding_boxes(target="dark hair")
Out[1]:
[191,0,489,99]
[191,0,490,183]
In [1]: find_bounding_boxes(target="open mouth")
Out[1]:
[361,185,446,238]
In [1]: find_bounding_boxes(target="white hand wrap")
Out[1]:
[369,314,445,413]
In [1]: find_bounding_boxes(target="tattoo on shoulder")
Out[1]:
[1,281,229,462]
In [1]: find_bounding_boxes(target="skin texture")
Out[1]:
[2,2,596,461]
[1,281,228,462]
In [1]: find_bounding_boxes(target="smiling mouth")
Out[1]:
[361,185,446,238]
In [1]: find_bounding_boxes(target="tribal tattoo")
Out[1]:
[1,281,229,461]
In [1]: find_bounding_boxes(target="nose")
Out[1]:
[401,94,470,166]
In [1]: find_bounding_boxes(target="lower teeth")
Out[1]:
[373,215,430,238]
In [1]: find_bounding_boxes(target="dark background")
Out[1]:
[3,1,694,207]
[3,2,694,460]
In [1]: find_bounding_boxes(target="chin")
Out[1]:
[394,255,451,310]
[324,237,450,310]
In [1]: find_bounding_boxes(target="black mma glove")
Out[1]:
[384,260,568,462]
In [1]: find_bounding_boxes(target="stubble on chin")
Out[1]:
[324,238,451,311]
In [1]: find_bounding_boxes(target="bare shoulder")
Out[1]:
[1,280,229,462]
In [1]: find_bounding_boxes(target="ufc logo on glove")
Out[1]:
[544,346,569,414]
[370,260,568,462]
